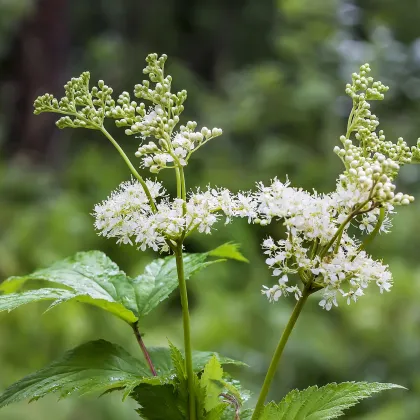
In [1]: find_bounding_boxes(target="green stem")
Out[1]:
[357,206,385,252]
[319,198,370,259]
[48,110,156,212]
[179,167,188,242]
[100,127,157,213]
[180,167,187,202]
[174,245,196,420]
[333,228,344,254]
[346,108,355,138]
[175,167,182,198]
[310,239,319,260]
[252,287,311,420]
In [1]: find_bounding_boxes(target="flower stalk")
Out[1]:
[251,286,311,420]
[174,244,196,420]
[173,164,196,419]
[99,127,157,212]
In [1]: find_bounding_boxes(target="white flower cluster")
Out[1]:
[255,178,337,244]
[93,180,253,252]
[253,177,392,243]
[106,54,223,173]
[253,176,394,309]
[261,235,392,310]
[255,64,420,310]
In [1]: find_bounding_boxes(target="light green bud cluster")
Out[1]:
[108,54,187,138]
[411,138,420,163]
[377,134,413,165]
[134,54,186,114]
[345,63,389,101]
[34,72,114,130]
[33,53,223,174]
[335,64,419,207]
[107,53,222,172]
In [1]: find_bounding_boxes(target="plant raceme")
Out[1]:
[0,54,417,419]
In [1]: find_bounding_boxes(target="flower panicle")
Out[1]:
[33,53,222,171]
[248,64,419,310]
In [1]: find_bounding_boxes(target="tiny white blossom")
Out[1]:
[358,213,377,233]
[261,276,289,302]
[341,287,364,305]
[287,285,302,301]
[319,292,338,311]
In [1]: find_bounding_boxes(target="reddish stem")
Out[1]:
[132,322,157,376]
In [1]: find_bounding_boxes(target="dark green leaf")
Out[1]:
[134,343,190,420]
[260,382,404,420]
[0,251,139,323]
[0,340,154,408]
[132,252,213,317]
[134,383,185,420]
[132,344,247,420]
[0,247,239,323]
[0,338,245,409]
[0,289,74,313]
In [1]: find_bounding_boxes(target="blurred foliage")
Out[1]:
[1,0,420,419]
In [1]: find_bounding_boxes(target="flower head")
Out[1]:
[248,64,419,310]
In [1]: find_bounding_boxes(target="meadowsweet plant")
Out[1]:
[0,56,417,420]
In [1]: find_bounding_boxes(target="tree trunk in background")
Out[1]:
[2,0,69,164]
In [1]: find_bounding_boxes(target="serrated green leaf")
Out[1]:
[132,252,214,317]
[168,341,191,418]
[220,380,242,404]
[201,356,224,411]
[208,242,249,263]
[0,251,140,323]
[0,339,247,410]
[0,288,75,313]
[133,343,191,420]
[147,345,245,377]
[133,383,185,420]
[192,351,248,370]
[0,248,235,324]
[196,374,208,420]
[0,340,154,408]
[169,342,187,379]
[131,344,247,420]
[261,382,405,420]
[206,403,229,420]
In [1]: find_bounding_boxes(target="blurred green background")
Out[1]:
[1,0,420,419]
